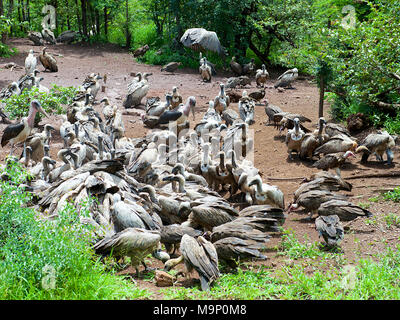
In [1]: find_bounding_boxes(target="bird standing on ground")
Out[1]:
[312,151,356,177]
[274,68,298,89]
[25,49,37,75]
[1,100,48,156]
[39,47,58,72]
[164,234,220,291]
[255,64,269,87]
[285,117,305,160]
[315,215,344,247]
[199,58,212,82]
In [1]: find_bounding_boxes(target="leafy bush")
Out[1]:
[2,85,77,120]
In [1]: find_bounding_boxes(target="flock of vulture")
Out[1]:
[0,47,397,291]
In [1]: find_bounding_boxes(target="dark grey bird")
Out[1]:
[164,234,220,291]
[160,224,203,255]
[1,100,48,156]
[318,199,373,221]
[93,227,161,278]
[315,215,344,247]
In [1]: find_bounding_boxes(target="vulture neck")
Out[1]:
[182,100,191,117]
[253,178,263,194]
[176,176,186,193]
[27,106,38,128]
[220,86,225,97]
[202,145,210,169]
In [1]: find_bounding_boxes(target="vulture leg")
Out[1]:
[335,167,342,178]
[141,261,156,272]
[386,149,394,165]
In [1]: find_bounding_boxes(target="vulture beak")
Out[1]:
[35,101,49,118]
[162,175,176,182]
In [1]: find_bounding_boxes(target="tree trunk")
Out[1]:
[7,0,13,36]
[125,0,131,48]
[81,0,87,39]
[319,74,325,118]
[95,8,100,36]
[0,0,5,43]
[104,6,108,36]
[75,0,82,35]
[26,0,30,24]
[66,0,70,29]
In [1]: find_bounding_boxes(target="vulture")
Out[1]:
[230,56,242,76]
[285,118,305,160]
[93,227,162,278]
[157,96,196,125]
[56,30,77,44]
[255,64,269,87]
[214,83,230,115]
[318,199,373,221]
[199,57,212,82]
[123,72,151,108]
[170,86,183,110]
[264,99,283,124]
[164,234,220,291]
[199,53,217,75]
[23,124,55,163]
[325,122,352,138]
[82,73,103,100]
[25,49,37,75]
[0,82,21,99]
[312,151,356,177]
[41,27,56,45]
[242,58,255,76]
[161,62,182,73]
[274,68,298,88]
[300,117,329,160]
[146,94,173,117]
[39,47,58,72]
[288,189,347,219]
[1,100,48,156]
[313,134,358,156]
[355,131,396,164]
[238,91,255,125]
[315,215,344,247]
[274,112,312,133]
[248,87,266,102]
[160,224,203,254]
[248,176,285,209]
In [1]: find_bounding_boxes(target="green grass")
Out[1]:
[160,229,400,300]
[0,160,150,300]
[384,213,400,228]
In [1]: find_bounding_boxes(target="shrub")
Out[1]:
[2,85,77,120]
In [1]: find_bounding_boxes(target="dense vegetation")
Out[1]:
[0,0,398,130]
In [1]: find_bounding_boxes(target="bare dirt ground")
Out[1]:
[1,38,400,299]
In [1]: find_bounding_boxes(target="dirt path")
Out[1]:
[1,38,400,298]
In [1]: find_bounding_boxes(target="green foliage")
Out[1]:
[383,187,400,203]
[0,160,150,300]
[1,85,77,120]
[384,213,400,228]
